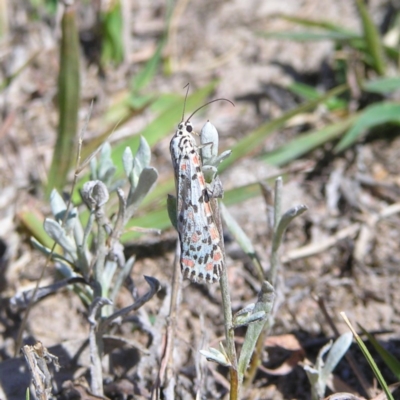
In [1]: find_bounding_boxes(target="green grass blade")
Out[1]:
[384,44,400,61]
[122,179,292,241]
[0,51,39,91]
[274,14,360,36]
[342,313,394,400]
[363,76,400,94]
[359,324,400,380]
[288,82,347,110]
[17,208,55,249]
[288,82,321,100]
[355,0,386,75]
[101,0,124,65]
[260,115,357,166]
[110,81,218,168]
[260,31,359,41]
[219,84,348,172]
[260,15,360,42]
[104,84,347,242]
[335,102,400,152]
[47,4,80,196]
[131,40,164,93]
[121,205,169,242]
[121,182,266,241]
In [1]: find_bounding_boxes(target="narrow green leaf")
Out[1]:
[121,205,169,242]
[288,82,347,110]
[335,102,400,152]
[0,51,39,91]
[219,84,348,172]
[110,82,218,171]
[363,77,400,94]
[237,281,275,381]
[274,14,360,36]
[260,31,359,41]
[101,0,124,65]
[355,0,386,75]
[360,325,400,380]
[288,82,320,100]
[355,339,394,399]
[131,40,164,93]
[342,313,394,400]
[18,209,55,249]
[260,115,357,166]
[47,4,80,195]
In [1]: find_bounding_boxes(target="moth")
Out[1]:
[170,111,225,284]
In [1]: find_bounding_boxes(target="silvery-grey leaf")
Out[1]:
[110,255,136,303]
[102,259,117,294]
[90,157,97,180]
[63,207,78,233]
[97,143,114,182]
[200,121,219,161]
[127,167,158,210]
[129,158,141,189]
[99,142,112,163]
[102,165,117,184]
[30,237,70,263]
[122,147,134,178]
[233,310,266,328]
[50,189,67,219]
[213,150,232,165]
[43,218,77,260]
[135,136,151,170]
[199,347,231,367]
[109,178,125,193]
[321,332,352,381]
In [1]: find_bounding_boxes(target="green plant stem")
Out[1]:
[243,319,270,388]
[237,281,275,384]
[214,199,239,399]
[88,297,111,397]
[268,177,283,285]
[244,178,283,389]
[88,209,108,396]
[94,210,107,299]
[220,267,239,399]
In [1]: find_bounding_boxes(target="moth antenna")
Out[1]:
[181,83,190,122]
[186,98,235,123]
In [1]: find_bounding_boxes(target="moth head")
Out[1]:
[185,121,193,133]
[177,121,193,135]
